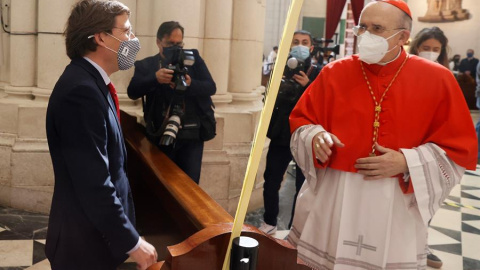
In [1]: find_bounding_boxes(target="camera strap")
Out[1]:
[161,95,186,128]
[306,64,315,77]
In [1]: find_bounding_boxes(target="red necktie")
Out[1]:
[108,82,121,122]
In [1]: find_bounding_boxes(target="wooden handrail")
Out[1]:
[121,111,233,230]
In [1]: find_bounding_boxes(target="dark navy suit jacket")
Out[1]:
[45,58,139,269]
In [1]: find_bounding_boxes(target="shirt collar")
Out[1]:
[83,56,111,85]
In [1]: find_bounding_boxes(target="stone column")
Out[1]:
[263,0,290,57]
[218,0,267,213]
[36,0,73,101]
[4,0,37,100]
[228,0,265,105]
[204,0,233,107]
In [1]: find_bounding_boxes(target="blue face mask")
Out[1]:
[467,52,474,58]
[290,45,310,61]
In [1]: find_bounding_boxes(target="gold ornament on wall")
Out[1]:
[418,0,470,22]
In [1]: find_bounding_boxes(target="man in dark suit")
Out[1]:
[45,1,157,269]
[459,49,479,79]
[128,21,216,184]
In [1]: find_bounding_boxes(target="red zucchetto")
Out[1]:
[377,0,412,18]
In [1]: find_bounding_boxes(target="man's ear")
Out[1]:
[399,30,411,46]
[93,32,108,47]
[310,45,314,53]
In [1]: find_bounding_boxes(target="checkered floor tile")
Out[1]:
[425,166,480,270]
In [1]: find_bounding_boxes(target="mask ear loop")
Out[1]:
[92,32,119,54]
[383,29,406,56]
[385,29,404,41]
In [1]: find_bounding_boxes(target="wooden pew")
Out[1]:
[456,73,477,110]
[121,111,312,270]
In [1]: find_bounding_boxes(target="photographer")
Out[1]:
[127,21,216,184]
[259,30,322,235]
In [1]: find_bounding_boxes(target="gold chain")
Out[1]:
[360,55,409,156]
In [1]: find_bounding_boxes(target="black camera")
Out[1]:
[312,38,340,64]
[159,47,195,146]
[277,56,306,104]
[165,47,195,91]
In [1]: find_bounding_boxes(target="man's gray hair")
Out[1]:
[401,12,412,31]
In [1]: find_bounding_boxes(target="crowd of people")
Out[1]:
[43,0,478,269]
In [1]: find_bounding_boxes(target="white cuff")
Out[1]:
[127,237,142,255]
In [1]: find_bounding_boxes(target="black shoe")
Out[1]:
[427,249,443,269]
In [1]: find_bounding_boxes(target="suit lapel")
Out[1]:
[72,58,128,162]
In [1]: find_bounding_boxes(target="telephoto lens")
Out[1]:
[160,115,181,146]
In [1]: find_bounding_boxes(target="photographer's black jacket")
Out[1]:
[267,57,321,146]
[127,49,216,141]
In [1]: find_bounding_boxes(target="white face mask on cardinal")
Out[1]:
[357,30,403,64]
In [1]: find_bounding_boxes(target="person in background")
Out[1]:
[459,49,479,79]
[450,54,461,72]
[45,1,157,269]
[127,21,216,184]
[259,30,322,235]
[263,46,279,76]
[409,25,451,269]
[409,26,449,68]
[287,1,477,269]
[268,46,279,69]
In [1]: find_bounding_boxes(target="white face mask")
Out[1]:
[418,51,440,62]
[357,30,403,64]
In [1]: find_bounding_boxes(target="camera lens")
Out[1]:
[160,115,181,146]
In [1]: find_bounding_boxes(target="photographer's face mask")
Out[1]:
[290,45,310,61]
[104,33,141,70]
[357,30,402,64]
